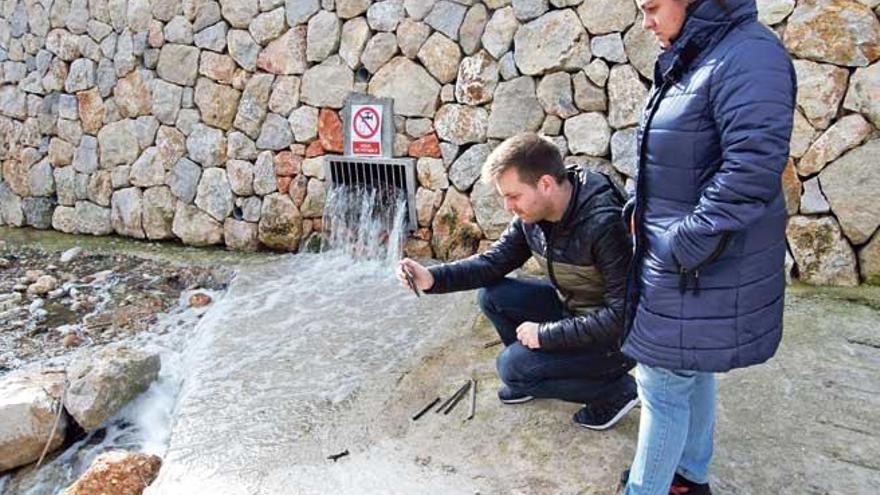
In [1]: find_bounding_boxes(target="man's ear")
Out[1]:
[537,174,555,193]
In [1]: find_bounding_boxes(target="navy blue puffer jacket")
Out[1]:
[621,0,797,372]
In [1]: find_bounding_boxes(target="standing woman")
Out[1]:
[621,0,796,493]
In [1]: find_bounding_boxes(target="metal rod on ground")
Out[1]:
[466,378,477,421]
[436,381,471,413]
[442,380,471,415]
[411,397,440,421]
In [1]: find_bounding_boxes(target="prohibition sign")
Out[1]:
[353,106,380,139]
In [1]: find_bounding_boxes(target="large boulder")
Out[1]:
[786,215,858,287]
[449,143,492,191]
[194,78,241,131]
[431,187,482,260]
[471,179,512,240]
[565,112,611,156]
[793,59,849,130]
[487,76,545,139]
[513,9,590,76]
[258,192,303,251]
[434,104,489,145]
[62,450,162,495]
[0,370,67,471]
[98,120,140,169]
[111,187,145,238]
[819,139,880,245]
[577,0,636,35]
[783,0,880,67]
[798,114,872,176]
[65,346,160,432]
[257,26,308,75]
[299,56,354,109]
[368,57,441,117]
[455,52,498,106]
[843,62,880,128]
[142,186,175,240]
[195,168,235,222]
[172,203,224,246]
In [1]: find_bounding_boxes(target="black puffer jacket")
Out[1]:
[427,169,633,352]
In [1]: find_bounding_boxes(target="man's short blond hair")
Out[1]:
[481,133,566,186]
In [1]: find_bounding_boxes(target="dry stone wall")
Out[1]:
[0,0,879,286]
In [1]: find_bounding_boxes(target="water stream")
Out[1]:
[3,184,477,494]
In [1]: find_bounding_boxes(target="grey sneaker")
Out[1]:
[574,390,639,430]
[497,386,534,404]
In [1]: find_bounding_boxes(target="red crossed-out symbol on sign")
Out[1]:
[353,107,380,139]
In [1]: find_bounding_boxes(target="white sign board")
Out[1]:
[350,104,383,156]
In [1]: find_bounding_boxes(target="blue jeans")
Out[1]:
[624,363,716,495]
[478,277,635,404]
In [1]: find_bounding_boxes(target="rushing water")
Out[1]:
[4,183,477,494]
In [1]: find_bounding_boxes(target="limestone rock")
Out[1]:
[195,167,235,221]
[418,33,462,84]
[152,79,183,125]
[130,148,166,187]
[793,59,849,130]
[337,0,372,19]
[361,32,400,74]
[88,171,113,207]
[781,158,800,216]
[591,33,627,64]
[368,0,406,32]
[482,6,519,59]
[859,232,880,284]
[220,0,258,28]
[224,219,259,251]
[186,124,227,167]
[471,179,512,240]
[339,17,371,68]
[157,44,200,86]
[227,29,261,71]
[65,346,161,431]
[843,62,880,128]
[142,186,175,239]
[194,77,241,130]
[798,114,872,176]
[300,56,353,109]
[258,192,302,251]
[111,187,144,238]
[253,151,279,195]
[22,197,56,230]
[417,157,449,191]
[455,51,498,106]
[434,104,489,145]
[55,166,77,206]
[623,14,661,80]
[53,205,78,233]
[172,203,224,245]
[300,178,326,217]
[268,76,301,116]
[800,177,830,215]
[77,89,106,135]
[0,370,67,471]
[167,157,202,203]
[787,215,858,287]
[98,119,140,168]
[512,0,549,21]
[227,160,255,195]
[487,76,545,139]
[757,0,795,25]
[285,0,320,26]
[75,201,113,235]
[62,451,162,495]
[460,3,488,55]
[513,9,590,76]
[784,0,880,67]
[257,26,307,75]
[250,7,286,45]
[565,113,611,156]
[431,187,482,260]
[256,113,293,150]
[537,72,578,118]
[307,10,340,62]
[577,0,636,35]
[65,58,97,92]
[610,127,637,178]
[289,105,319,142]
[369,57,441,118]
[607,64,647,129]
[194,21,229,53]
[155,126,188,170]
[573,72,607,112]
[416,187,444,227]
[425,0,467,40]
[819,139,880,244]
[789,109,819,159]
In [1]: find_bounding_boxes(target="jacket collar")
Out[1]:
[654,0,757,83]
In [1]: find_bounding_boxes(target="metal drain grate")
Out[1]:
[323,155,418,231]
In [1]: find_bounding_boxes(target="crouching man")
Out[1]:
[397,133,638,430]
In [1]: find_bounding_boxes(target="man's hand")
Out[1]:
[396,258,435,291]
[516,322,541,349]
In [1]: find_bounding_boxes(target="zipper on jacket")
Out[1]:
[678,231,731,295]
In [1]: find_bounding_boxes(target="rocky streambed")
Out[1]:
[0,228,246,494]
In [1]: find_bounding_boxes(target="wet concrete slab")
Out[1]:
[147,251,880,495]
